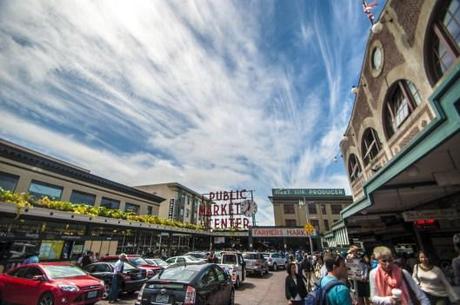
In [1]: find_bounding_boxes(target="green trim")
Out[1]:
[342,64,460,219]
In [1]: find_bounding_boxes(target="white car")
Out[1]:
[165,255,205,265]
[217,252,246,288]
[263,252,287,271]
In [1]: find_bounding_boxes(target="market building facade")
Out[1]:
[338,0,460,262]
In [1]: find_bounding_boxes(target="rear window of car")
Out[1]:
[43,265,87,279]
[158,267,198,281]
[222,255,237,264]
[107,261,136,271]
[130,257,148,266]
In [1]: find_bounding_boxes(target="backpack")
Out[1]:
[304,279,346,305]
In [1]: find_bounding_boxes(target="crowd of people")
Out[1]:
[284,234,460,305]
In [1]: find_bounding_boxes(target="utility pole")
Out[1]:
[300,198,314,254]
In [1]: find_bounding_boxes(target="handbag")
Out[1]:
[402,272,421,305]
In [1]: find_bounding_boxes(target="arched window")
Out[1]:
[383,80,422,138]
[348,154,362,182]
[427,0,460,83]
[361,128,382,166]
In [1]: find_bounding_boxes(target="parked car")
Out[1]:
[217,251,246,288]
[144,258,168,269]
[83,261,147,298]
[165,255,205,265]
[185,251,208,260]
[0,262,104,305]
[100,255,161,278]
[135,263,234,305]
[242,252,269,276]
[262,252,287,271]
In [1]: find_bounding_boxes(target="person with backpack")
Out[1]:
[285,261,308,305]
[306,254,352,305]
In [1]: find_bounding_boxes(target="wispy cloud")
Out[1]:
[0,0,372,225]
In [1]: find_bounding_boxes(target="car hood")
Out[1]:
[55,276,103,289]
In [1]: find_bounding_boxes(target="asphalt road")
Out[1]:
[97,269,287,305]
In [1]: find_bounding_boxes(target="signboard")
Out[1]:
[272,188,345,197]
[402,209,458,221]
[201,189,254,230]
[345,258,364,281]
[252,227,309,237]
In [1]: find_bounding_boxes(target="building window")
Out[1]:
[285,219,297,227]
[310,220,320,231]
[185,208,190,218]
[384,80,422,138]
[321,205,327,215]
[348,154,362,182]
[125,203,140,214]
[324,220,330,231]
[308,204,317,215]
[70,190,96,205]
[371,46,383,71]
[28,180,63,200]
[361,128,382,165]
[0,172,19,191]
[147,206,153,215]
[331,204,342,214]
[283,204,295,214]
[100,197,120,209]
[427,0,460,83]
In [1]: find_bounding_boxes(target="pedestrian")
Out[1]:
[369,246,430,305]
[356,254,371,305]
[81,251,93,267]
[301,254,313,290]
[285,262,308,305]
[22,252,39,265]
[319,254,352,305]
[108,253,127,303]
[413,250,459,305]
[453,234,460,286]
[315,256,325,280]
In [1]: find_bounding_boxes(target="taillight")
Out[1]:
[184,285,196,305]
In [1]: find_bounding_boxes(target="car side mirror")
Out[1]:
[32,275,45,282]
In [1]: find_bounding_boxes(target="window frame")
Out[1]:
[283,204,295,214]
[361,128,382,166]
[0,172,20,192]
[69,190,96,206]
[426,0,460,84]
[285,219,297,227]
[28,180,63,200]
[124,202,140,214]
[100,197,120,209]
[348,154,362,182]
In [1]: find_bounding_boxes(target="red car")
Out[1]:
[0,263,105,305]
[100,255,161,278]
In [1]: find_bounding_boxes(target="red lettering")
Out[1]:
[240,189,247,199]
[229,203,233,215]
[223,191,229,200]
[214,218,220,228]
[235,218,242,229]
[221,218,227,228]
[213,205,219,216]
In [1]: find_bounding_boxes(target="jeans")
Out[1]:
[108,274,121,301]
[425,292,451,305]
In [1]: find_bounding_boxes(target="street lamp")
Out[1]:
[299,199,314,254]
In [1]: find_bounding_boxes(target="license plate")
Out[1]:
[87,291,98,299]
[155,294,169,303]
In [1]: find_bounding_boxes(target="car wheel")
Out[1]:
[38,293,54,305]
[273,263,277,271]
[228,289,235,305]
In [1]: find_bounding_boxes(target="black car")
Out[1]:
[83,261,147,297]
[136,263,234,305]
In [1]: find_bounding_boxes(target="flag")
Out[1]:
[362,0,378,24]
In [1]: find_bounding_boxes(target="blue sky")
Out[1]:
[0,0,382,225]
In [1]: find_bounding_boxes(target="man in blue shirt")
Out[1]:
[320,255,352,305]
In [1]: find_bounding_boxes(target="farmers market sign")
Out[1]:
[251,227,308,237]
[272,188,345,197]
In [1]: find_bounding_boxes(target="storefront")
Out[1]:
[249,226,321,252]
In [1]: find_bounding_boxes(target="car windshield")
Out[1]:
[107,261,136,271]
[130,257,148,266]
[152,259,168,267]
[185,256,200,261]
[158,267,198,281]
[222,255,237,264]
[43,265,87,279]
